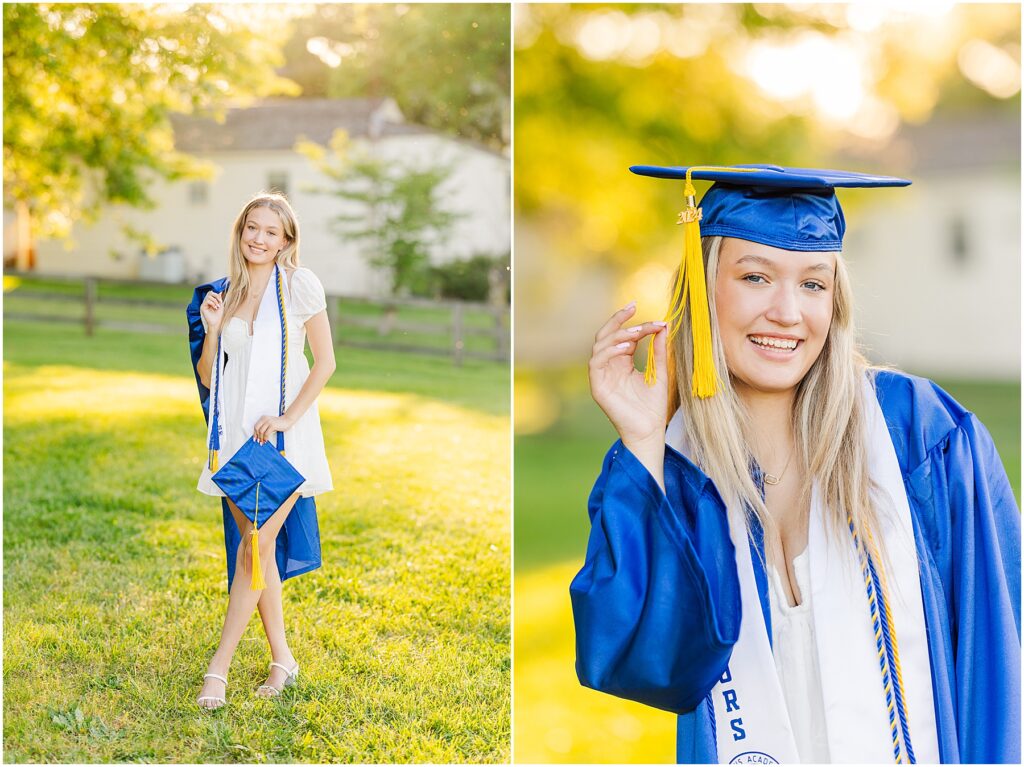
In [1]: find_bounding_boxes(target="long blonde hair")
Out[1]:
[668,235,882,560]
[222,192,301,320]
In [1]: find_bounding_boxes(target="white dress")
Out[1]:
[767,549,831,763]
[197,267,333,498]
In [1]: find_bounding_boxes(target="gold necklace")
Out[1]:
[763,450,793,486]
[246,282,269,302]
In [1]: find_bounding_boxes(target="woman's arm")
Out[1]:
[570,440,740,713]
[935,414,1020,762]
[282,310,336,425]
[196,291,224,388]
[588,303,670,490]
[197,329,218,388]
[252,310,336,443]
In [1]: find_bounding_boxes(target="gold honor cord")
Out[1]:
[644,166,760,397]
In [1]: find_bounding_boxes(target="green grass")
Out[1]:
[3,322,510,763]
[3,321,508,416]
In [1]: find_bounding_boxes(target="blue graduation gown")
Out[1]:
[187,279,322,590]
[570,370,1021,763]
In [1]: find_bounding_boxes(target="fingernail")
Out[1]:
[615,341,630,349]
[653,321,668,328]
[622,300,636,311]
[626,325,642,333]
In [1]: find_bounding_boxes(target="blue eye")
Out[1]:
[743,274,768,284]
[802,281,826,292]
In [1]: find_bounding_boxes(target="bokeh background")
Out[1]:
[513,3,1021,763]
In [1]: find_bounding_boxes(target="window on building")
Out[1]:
[267,171,289,198]
[188,180,209,205]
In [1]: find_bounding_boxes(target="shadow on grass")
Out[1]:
[4,321,509,416]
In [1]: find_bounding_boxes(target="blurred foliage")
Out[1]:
[280,4,510,148]
[2,3,298,243]
[514,3,1020,271]
[429,254,510,303]
[299,132,461,297]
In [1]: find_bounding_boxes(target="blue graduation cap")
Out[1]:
[212,437,306,590]
[628,164,911,394]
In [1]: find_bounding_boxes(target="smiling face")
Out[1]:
[239,206,288,266]
[714,236,836,400]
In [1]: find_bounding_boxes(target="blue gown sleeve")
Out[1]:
[186,279,228,424]
[907,411,1021,764]
[569,439,741,714]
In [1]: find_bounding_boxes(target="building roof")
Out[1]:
[170,97,427,152]
[840,111,1021,176]
[170,97,507,158]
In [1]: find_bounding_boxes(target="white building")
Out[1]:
[22,98,510,297]
[843,114,1020,379]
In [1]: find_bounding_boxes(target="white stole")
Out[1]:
[666,377,939,764]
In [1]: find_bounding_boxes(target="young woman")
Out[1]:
[186,192,336,709]
[571,166,1020,763]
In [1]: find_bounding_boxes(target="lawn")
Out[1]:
[3,275,507,358]
[513,366,1021,764]
[3,320,510,763]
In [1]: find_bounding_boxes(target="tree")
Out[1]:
[2,3,299,266]
[279,4,510,149]
[299,131,461,297]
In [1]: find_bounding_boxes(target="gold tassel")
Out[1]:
[250,483,266,590]
[250,529,266,590]
[683,177,717,398]
[645,175,717,397]
[209,449,218,472]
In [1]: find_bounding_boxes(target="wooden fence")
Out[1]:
[3,272,509,365]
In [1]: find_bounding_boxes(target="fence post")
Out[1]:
[452,302,464,366]
[84,277,97,337]
[326,294,339,346]
[494,307,509,361]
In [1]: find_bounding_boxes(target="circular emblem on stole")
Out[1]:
[729,752,779,764]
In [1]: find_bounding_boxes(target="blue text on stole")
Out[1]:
[719,665,746,741]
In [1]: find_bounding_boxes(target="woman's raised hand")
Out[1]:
[201,291,224,331]
[588,302,670,456]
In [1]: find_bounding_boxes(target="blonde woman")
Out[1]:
[571,166,1019,763]
[186,192,335,709]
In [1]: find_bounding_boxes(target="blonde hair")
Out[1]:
[668,235,883,562]
[222,192,301,321]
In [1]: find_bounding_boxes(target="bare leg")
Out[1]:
[250,494,300,694]
[253,554,298,695]
[196,493,300,707]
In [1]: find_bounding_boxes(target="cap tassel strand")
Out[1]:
[684,180,716,398]
[645,173,718,398]
[250,482,266,591]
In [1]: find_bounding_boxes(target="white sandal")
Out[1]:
[197,672,228,710]
[256,662,299,698]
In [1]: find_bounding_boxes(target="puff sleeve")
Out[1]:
[290,268,328,322]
